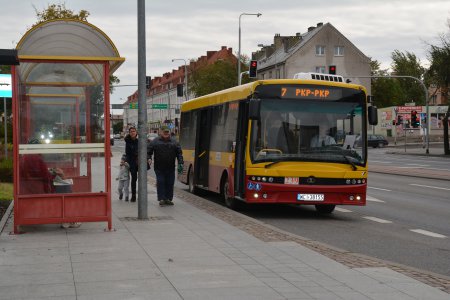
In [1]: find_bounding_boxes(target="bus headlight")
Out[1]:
[253,193,259,199]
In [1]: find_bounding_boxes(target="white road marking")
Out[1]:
[363,216,392,224]
[366,196,385,203]
[410,229,447,238]
[409,184,450,191]
[335,207,352,213]
[370,160,392,164]
[405,163,429,167]
[368,186,391,192]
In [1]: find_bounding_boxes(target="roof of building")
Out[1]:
[257,22,369,71]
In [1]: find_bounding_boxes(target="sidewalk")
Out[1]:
[0,152,449,299]
[369,144,450,181]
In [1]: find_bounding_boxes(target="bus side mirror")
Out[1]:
[248,99,261,120]
[368,106,378,125]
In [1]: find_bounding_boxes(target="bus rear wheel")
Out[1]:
[315,204,335,214]
[222,177,238,210]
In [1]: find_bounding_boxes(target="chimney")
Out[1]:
[317,22,323,27]
[308,26,315,32]
[274,33,283,50]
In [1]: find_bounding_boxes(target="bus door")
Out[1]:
[194,108,212,188]
[234,101,248,198]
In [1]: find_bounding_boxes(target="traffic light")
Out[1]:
[249,60,258,78]
[328,65,336,75]
[410,110,420,128]
[176,84,184,97]
[397,115,403,125]
[146,76,152,89]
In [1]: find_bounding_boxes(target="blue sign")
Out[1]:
[0,74,12,98]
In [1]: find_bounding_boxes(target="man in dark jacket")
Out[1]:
[147,126,183,206]
[125,126,139,202]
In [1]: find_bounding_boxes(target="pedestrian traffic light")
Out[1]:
[410,110,420,128]
[329,65,336,75]
[146,76,152,89]
[249,60,258,78]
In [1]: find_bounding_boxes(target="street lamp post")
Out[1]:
[238,12,261,85]
[172,58,188,101]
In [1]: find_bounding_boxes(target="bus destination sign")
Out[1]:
[280,86,341,100]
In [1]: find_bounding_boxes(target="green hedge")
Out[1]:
[0,158,13,183]
[0,183,13,200]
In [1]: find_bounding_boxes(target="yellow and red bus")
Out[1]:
[178,74,378,213]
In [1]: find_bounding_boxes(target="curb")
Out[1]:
[0,200,13,233]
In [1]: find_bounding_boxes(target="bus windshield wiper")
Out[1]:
[264,160,283,168]
[264,157,305,168]
[342,154,357,171]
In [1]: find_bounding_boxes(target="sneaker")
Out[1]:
[69,222,82,228]
[125,197,129,202]
[61,223,70,229]
[119,193,123,200]
[165,200,174,206]
[159,200,166,206]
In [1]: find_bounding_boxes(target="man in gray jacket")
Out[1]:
[147,126,184,206]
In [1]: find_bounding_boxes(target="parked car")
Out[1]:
[355,134,389,148]
[114,133,121,139]
[147,133,158,142]
[368,134,389,148]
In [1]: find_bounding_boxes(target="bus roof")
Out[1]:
[181,79,366,112]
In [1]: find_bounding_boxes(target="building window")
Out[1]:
[334,46,344,56]
[315,45,325,56]
[315,66,326,73]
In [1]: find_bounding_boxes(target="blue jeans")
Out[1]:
[155,169,175,201]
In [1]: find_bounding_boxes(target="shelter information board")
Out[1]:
[0,74,12,97]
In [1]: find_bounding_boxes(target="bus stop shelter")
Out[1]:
[12,19,124,233]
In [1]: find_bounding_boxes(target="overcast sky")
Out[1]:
[1,0,449,106]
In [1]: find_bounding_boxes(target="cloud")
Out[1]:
[1,0,449,104]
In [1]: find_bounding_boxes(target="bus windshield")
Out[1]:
[250,95,366,167]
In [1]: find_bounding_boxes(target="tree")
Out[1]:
[370,58,403,108]
[113,121,123,134]
[32,3,89,26]
[391,50,426,105]
[189,59,238,97]
[32,3,118,93]
[427,20,450,154]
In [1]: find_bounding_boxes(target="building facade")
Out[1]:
[253,22,371,94]
[124,46,236,132]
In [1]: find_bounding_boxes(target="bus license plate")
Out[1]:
[284,177,299,185]
[297,194,324,201]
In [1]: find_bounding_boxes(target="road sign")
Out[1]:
[151,104,168,109]
[111,104,122,109]
[129,103,138,109]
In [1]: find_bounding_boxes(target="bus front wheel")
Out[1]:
[315,204,335,214]
[222,177,238,210]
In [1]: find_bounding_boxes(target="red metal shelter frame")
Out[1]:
[11,19,124,234]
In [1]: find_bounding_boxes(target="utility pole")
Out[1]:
[137,0,148,219]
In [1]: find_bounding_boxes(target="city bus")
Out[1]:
[178,74,378,213]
